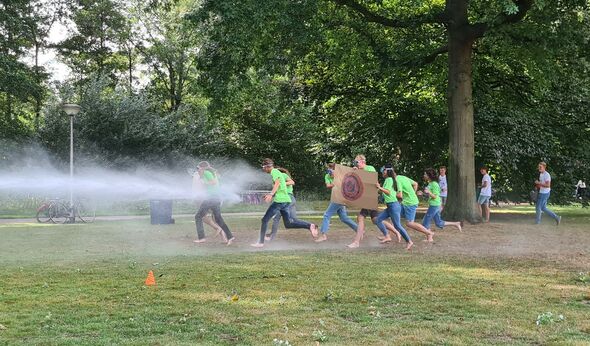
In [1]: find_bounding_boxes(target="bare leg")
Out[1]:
[382,220,401,243]
[203,215,226,241]
[484,203,490,222]
[348,215,365,248]
[407,221,434,242]
[444,221,462,232]
[477,203,483,221]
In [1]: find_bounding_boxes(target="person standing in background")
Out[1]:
[535,162,562,225]
[478,166,492,223]
[439,166,448,212]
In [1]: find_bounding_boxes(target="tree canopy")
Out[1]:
[1,0,589,213]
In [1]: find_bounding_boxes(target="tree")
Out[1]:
[192,0,590,222]
[0,0,46,137]
[130,0,202,112]
[57,0,129,85]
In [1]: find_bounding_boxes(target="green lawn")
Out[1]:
[1,208,589,345]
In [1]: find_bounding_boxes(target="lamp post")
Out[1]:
[62,103,81,223]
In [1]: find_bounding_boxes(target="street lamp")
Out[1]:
[62,103,81,223]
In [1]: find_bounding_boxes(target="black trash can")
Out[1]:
[149,200,175,225]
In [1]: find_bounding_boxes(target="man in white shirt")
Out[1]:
[535,162,561,225]
[477,166,492,222]
[439,166,448,211]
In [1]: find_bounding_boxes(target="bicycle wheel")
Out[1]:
[36,204,52,223]
[50,203,70,224]
[76,201,96,223]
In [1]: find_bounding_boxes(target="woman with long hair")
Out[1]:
[374,164,413,250]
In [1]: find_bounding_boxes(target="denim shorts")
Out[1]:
[402,204,418,222]
[478,195,491,205]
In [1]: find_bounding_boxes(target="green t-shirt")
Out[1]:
[382,176,398,204]
[271,169,291,203]
[283,172,293,195]
[201,170,218,196]
[427,181,442,206]
[396,175,419,206]
[364,165,377,172]
[324,173,334,186]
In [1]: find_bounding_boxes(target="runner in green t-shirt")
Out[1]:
[374,164,413,250]
[348,154,401,248]
[420,168,462,232]
[395,174,434,242]
[194,161,234,245]
[266,167,297,241]
[251,158,318,248]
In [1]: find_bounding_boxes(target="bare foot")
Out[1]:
[346,242,359,249]
[396,234,402,243]
[309,224,319,238]
[379,236,392,244]
[377,235,385,241]
[406,241,414,250]
[219,229,227,242]
[193,238,207,243]
[250,242,264,248]
[457,222,462,232]
[264,235,272,241]
[315,234,328,243]
[226,237,235,246]
[426,234,434,242]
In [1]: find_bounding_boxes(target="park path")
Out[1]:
[0,210,326,224]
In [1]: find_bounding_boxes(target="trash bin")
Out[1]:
[149,200,175,225]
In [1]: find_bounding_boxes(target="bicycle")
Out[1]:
[36,198,96,223]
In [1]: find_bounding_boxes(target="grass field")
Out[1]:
[1,206,589,345]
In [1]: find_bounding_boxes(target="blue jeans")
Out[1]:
[268,194,297,239]
[259,202,311,243]
[320,202,358,234]
[375,202,411,243]
[536,192,559,224]
[422,205,445,229]
[195,199,233,240]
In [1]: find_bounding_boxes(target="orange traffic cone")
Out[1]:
[145,270,156,286]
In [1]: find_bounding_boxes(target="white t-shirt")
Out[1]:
[439,175,448,197]
[481,174,492,197]
[539,172,551,194]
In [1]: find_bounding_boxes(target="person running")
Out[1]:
[192,170,227,241]
[347,154,401,249]
[396,172,434,242]
[266,167,296,241]
[439,166,448,212]
[251,158,318,248]
[478,166,492,222]
[535,162,562,225]
[374,164,413,250]
[194,161,234,245]
[421,168,462,232]
[315,163,358,242]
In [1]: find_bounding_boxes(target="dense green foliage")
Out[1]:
[1,0,589,200]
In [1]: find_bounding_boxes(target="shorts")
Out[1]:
[401,204,418,222]
[478,195,491,205]
[359,208,379,219]
[441,196,447,205]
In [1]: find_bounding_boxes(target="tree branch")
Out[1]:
[331,0,448,28]
[471,0,534,38]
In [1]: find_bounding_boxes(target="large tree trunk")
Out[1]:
[444,0,481,223]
